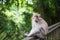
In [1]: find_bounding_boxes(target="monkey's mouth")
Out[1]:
[35,20,38,23]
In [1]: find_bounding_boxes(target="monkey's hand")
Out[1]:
[24,32,29,37]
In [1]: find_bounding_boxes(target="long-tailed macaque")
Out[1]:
[26,13,48,40]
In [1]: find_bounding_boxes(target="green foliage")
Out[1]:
[0,0,33,40]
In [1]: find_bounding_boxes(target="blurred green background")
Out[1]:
[0,0,60,40]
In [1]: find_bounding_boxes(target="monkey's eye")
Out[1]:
[34,16,38,18]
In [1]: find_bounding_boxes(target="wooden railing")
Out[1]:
[47,22,60,40]
[23,22,60,40]
[48,22,60,34]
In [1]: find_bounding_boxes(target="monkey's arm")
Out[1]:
[27,29,39,37]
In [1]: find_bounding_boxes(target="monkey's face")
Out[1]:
[33,13,40,23]
[34,15,40,23]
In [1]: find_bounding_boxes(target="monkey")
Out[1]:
[26,13,48,40]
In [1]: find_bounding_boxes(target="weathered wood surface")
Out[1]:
[23,22,60,40]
